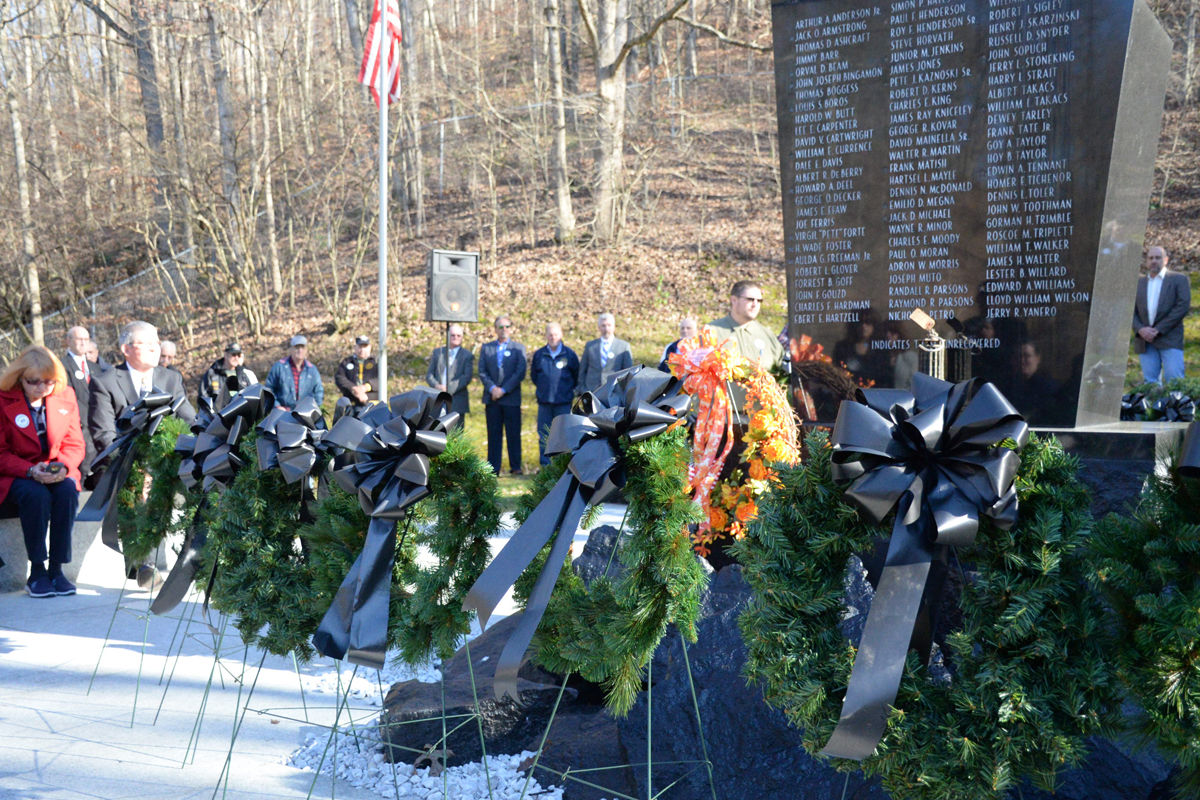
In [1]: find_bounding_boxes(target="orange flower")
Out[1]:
[735,499,758,523]
[708,506,729,532]
[761,438,800,464]
[748,458,768,481]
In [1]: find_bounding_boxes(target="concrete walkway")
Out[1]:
[0,504,629,800]
[0,531,404,800]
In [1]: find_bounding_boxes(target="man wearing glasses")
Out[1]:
[479,316,526,475]
[708,280,784,371]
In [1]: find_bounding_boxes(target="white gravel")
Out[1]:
[285,646,585,800]
[283,506,634,799]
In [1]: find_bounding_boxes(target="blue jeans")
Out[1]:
[1139,347,1185,384]
[536,403,572,465]
[2,477,78,567]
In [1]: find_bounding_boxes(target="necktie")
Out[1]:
[601,342,611,368]
[82,358,89,384]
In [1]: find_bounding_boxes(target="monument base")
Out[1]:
[1037,422,1186,518]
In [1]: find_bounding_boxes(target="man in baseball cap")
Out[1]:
[335,335,379,418]
[198,342,258,414]
[264,334,323,411]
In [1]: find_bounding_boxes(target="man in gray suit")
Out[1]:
[425,323,474,416]
[577,312,633,395]
[1133,246,1191,384]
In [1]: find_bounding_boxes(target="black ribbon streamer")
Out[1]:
[462,366,690,702]
[1151,391,1195,423]
[1181,420,1200,480]
[152,384,275,614]
[1121,392,1148,421]
[79,389,187,553]
[311,388,459,669]
[822,373,1028,761]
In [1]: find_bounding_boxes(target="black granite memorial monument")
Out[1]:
[774,0,1170,428]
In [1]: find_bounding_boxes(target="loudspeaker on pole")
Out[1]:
[426,249,479,323]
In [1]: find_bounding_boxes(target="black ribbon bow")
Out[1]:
[255,397,332,484]
[153,384,275,614]
[823,373,1028,761]
[463,366,690,702]
[311,388,459,668]
[1151,391,1195,423]
[79,389,187,553]
[1121,392,1148,421]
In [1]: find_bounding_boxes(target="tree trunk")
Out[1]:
[546,0,576,243]
[591,0,629,243]
[579,0,686,244]
[255,12,284,302]
[128,0,171,251]
[343,0,364,55]
[399,0,425,232]
[6,82,43,344]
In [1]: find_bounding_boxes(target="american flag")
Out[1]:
[358,0,402,106]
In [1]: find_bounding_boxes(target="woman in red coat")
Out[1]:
[0,345,86,597]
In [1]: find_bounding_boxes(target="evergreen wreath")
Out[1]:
[1090,434,1200,796]
[734,430,1121,799]
[115,414,196,565]
[205,432,330,660]
[204,429,499,665]
[514,426,707,714]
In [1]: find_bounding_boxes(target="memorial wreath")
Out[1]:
[1090,421,1200,796]
[735,380,1121,799]
[115,413,195,565]
[465,367,705,714]
[203,390,499,666]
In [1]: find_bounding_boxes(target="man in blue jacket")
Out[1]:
[265,335,324,411]
[479,315,526,475]
[530,322,579,466]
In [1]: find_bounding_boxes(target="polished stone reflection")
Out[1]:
[772,0,1170,427]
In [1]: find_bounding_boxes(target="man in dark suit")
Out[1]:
[577,312,633,395]
[89,320,197,457]
[63,325,96,478]
[479,315,526,475]
[425,324,474,417]
[88,320,196,590]
[1133,246,1191,384]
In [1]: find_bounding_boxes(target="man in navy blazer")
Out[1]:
[479,315,526,474]
[1133,246,1191,384]
[577,312,633,395]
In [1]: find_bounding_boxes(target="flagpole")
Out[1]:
[376,5,389,401]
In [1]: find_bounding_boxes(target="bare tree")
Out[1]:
[575,0,687,243]
[3,62,43,343]
[546,0,576,242]
[80,0,174,251]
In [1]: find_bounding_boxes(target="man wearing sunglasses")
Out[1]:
[708,280,783,371]
[479,315,526,475]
